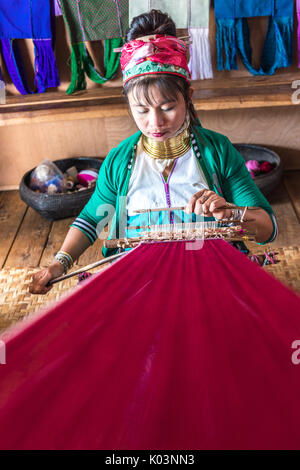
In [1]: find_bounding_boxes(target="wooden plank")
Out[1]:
[266,180,300,248]
[4,207,52,268]
[0,104,128,127]
[1,75,299,126]
[1,72,298,110]
[40,216,105,268]
[283,171,300,222]
[247,180,300,253]
[77,239,105,267]
[0,95,297,127]
[39,217,75,267]
[0,191,28,268]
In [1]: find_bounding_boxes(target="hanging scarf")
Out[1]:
[297,0,300,68]
[54,0,63,16]
[129,0,213,80]
[215,0,294,75]
[0,67,4,104]
[60,0,128,94]
[0,0,60,94]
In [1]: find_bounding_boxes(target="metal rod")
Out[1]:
[47,252,126,286]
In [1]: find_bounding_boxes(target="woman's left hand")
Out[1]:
[185,189,232,220]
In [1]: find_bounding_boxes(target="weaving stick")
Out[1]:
[47,252,126,286]
[104,231,257,249]
[128,219,255,231]
[133,204,260,214]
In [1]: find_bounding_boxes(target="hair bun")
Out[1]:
[126,9,176,42]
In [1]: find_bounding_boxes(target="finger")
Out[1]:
[194,198,213,216]
[198,195,218,215]
[208,197,226,214]
[185,190,214,214]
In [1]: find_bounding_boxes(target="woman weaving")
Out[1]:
[30,10,277,295]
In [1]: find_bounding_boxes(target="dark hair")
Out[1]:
[123,10,196,127]
[125,9,176,42]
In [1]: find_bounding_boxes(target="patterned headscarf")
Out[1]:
[120,34,192,85]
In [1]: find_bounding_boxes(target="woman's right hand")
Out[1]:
[29,261,65,295]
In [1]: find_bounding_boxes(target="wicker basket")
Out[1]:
[19,157,104,220]
[233,144,283,196]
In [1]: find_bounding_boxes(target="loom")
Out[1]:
[104,221,256,249]
[48,205,273,287]
[105,204,257,249]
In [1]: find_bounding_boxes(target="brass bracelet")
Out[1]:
[57,250,74,266]
[54,251,73,274]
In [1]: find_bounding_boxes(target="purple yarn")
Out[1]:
[33,39,60,92]
[0,39,31,94]
[78,272,93,284]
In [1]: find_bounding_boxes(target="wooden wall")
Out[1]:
[0,2,299,189]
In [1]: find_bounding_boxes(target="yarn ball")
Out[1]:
[245,160,260,172]
[260,161,273,173]
[77,169,98,187]
[47,183,59,194]
[78,272,93,283]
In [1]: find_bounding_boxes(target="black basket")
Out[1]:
[233,144,283,196]
[19,157,104,220]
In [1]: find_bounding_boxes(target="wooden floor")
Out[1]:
[1,171,300,270]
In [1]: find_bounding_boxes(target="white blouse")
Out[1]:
[126,141,209,216]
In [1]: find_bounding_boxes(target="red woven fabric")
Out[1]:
[120,35,190,75]
[1,240,300,450]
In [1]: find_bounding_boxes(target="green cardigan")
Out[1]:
[71,125,277,257]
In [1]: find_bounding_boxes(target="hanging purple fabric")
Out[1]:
[54,0,62,16]
[0,39,31,95]
[297,0,300,68]
[0,0,60,94]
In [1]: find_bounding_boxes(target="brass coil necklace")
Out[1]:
[142,128,191,160]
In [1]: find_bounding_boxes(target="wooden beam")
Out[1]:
[0,74,299,126]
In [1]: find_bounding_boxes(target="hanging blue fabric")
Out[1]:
[215,0,294,75]
[0,0,60,94]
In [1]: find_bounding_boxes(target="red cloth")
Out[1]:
[1,240,300,450]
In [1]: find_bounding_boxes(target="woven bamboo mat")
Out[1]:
[1,245,300,332]
[245,243,300,295]
[0,268,79,332]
